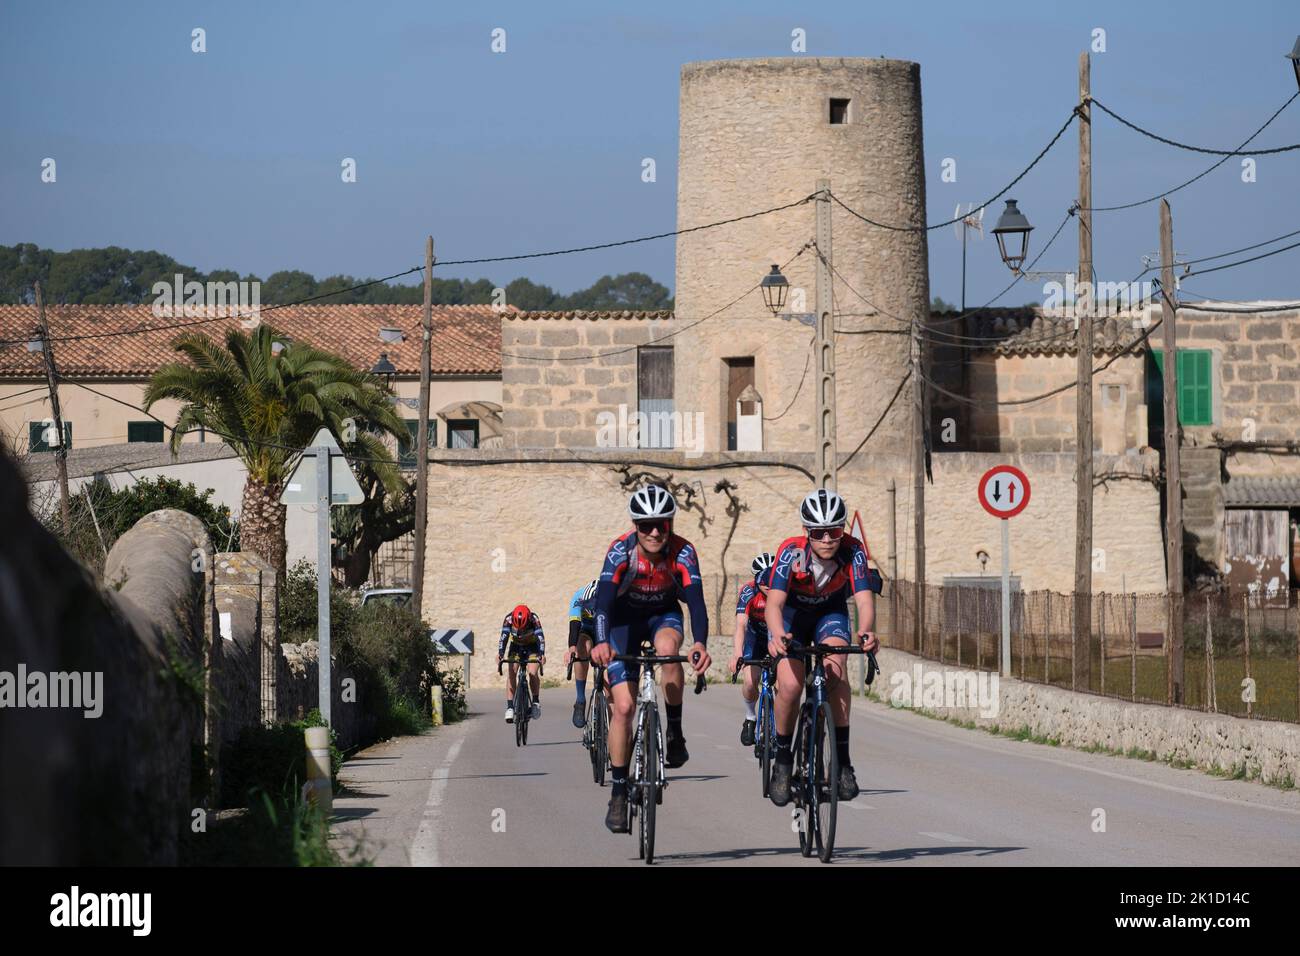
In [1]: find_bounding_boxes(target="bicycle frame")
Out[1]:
[630,665,666,797]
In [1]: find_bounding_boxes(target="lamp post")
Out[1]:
[371,352,397,392]
[760,264,789,315]
[991,200,1034,274]
[1288,36,1300,91]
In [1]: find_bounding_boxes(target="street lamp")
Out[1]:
[992,199,1034,274]
[1288,36,1300,91]
[760,264,789,315]
[371,352,397,390]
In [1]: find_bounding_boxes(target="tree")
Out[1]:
[143,324,407,578]
[566,272,672,310]
[332,471,415,587]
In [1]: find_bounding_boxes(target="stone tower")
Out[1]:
[674,57,930,457]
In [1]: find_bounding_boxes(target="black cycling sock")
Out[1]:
[835,725,851,767]
[665,703,683,735]
[775,733,794,764]
[611,764,629,798]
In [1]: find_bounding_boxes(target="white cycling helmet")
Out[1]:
[628,484,677,520]
[800,488,847,528]
[751,552,775,577]
[582,579,598,601]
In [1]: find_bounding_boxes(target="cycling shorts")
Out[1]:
[604,609,684,689]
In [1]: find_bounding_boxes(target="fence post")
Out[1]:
[1044,591,1051,685]
[1130,592,1137,702]
[1070,590,1077,692]
[1020,592,1026,680]
[1165,592,1173,705]
[1099,592,1106,697]
[1243,593,1253,719]
[956,587,962,667]
[1204,595,1212,713]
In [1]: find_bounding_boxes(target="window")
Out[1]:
[724,357,755,450]
[1150,349,1214,427]
[637,346,674,448]
[398,419,436,468]
[127,421,164,443]
[28,421,71,453]
[447,419,479,449]
[829,98,850,124]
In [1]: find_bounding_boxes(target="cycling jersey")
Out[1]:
[736,579,769,659]
[498,610,546,658]
[593,529,710,688]
[767,534,882,611]
[568,586,596,633]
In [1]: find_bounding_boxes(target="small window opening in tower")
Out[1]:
[829,98,850,124]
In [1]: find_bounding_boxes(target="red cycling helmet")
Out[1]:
[511,605,532,630]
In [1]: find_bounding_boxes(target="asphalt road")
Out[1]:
[331,685,1300,866]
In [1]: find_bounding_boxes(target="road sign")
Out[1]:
[977,465,1031,519]
[430,629,474,655]
[280,428,364,505]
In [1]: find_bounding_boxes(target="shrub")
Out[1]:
[279,558,359,644]
[218,709,340,810]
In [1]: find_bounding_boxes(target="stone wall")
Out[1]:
[0,477,204,864]
[422,448,1165,687]
[872,647,1300,787]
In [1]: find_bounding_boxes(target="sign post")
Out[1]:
[281,428,365,726]
[977,465,1031,677]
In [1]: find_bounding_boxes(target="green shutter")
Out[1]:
[128,421,164,443]
[1151,349,1213,426]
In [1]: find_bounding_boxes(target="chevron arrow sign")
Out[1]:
[429,629,474,655]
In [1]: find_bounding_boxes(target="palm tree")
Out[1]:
[144,324,407,578]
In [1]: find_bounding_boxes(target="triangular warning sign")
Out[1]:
[279,429,364,505]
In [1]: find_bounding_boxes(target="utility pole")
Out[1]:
[1073,50,1094,686]
[411,236,434,621]
[912,280,927,653]
[814,180,837,492]
[35,281,71,536]
[1160,199,1185,703]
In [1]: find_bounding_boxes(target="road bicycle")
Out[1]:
[781,642,878,863]
[498,654,543,747]
[732,653,777,798]
[567,655,610,786]
[611,645,707,864]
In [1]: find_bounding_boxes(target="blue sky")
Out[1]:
[1,0,1297,305]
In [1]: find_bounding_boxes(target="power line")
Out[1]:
[1091,96,1300,156]
[430,193,817,266]
[1184,237,1300,278]
[1137,224,1300,277]
[1085,91,1299,212]
[1177,291,1300,313]
[826,108,1078,232]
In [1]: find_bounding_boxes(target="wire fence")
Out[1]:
[877,581,1300,724]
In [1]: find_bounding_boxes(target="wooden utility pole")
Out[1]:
[35,282,71,536]
[1073,51,1094,686]
[411,237,434,620]
[814,180,837,492]
[912,284,927,653]
[1160,199,1185,702]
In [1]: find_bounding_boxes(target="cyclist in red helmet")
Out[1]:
[498,604,546,723]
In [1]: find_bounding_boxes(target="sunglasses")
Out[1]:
[635,519,672,535]
[806,526,845,541]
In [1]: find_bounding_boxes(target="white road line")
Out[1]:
[842,802,875,811]
[918,831,973,843]
[409,737,464,867]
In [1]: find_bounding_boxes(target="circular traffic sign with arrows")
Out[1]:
[978,465,1031,519]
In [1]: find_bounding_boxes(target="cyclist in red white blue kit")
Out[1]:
[765,489,882,806]
[498,605,546,723]
[589,484,712,833]
[730,551,775,747]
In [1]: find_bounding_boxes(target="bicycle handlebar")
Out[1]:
[732,655,775,681]
[565,655,592,681]
[498,656,544,676]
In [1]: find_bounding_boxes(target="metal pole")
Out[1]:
[1000,518,1011,678]
[814,180,836,492]
[412,236,434,621]
[887,478,897,640]
[317,444,332,727]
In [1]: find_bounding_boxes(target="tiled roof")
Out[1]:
[0,304,501,379]
[21,440,239,483]
[1224,476,1300,508]
[929,307,1146,355]
[504,310,674,321]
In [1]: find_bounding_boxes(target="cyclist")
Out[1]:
[730,552,775,747]
[765,489,882,805]
[563,580,599,728]
[498,604,546,723]
[590,484,712,833]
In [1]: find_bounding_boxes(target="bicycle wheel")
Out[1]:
[814,701,839,864]
[759,693,774,798]
[514,682,528,747]
[793,707,813,858]
[592,691,608,786]
[640,708,659,865]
